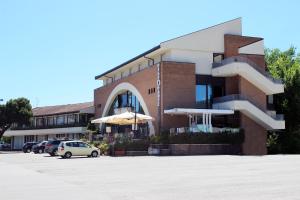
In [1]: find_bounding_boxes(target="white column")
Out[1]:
[206,114,209,132]
[209,113,212,133]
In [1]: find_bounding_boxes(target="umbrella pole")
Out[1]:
[134,96,137,137]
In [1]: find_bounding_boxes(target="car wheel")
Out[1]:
[49,153,55,156]
[26,148,31,153]
[38,149,43,154]
[64,152,72,159]
[91,151,98,158]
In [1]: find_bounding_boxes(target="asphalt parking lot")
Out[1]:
[1,152,300,200]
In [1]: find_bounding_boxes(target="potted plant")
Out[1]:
[99,142,109,155]
[114,142,126,156]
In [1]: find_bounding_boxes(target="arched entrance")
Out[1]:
[101,82,155,135]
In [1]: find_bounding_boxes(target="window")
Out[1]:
[36,118,44,127]
[56,134,65,138]
[47,117,54,126]
[66,142,73,147]
[67,114,75,124]
[78,142,88,148]
[25,135,34,143]
[213,53,224,63]
[56,116,64,125]
[196,85,206,104]
[196,84,212,108]
[72,142,79,147]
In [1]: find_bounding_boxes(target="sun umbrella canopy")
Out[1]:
[91,111,154,125]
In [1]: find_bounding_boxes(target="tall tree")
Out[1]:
[0,98,32,138]
[265,47,300,132]
[265,47,300,153]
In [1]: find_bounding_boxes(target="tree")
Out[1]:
[0,98,32,138]
[265,46,300,153]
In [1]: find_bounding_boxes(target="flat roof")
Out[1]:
[164,108,234,115]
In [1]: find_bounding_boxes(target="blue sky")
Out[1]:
[0,0,299,107]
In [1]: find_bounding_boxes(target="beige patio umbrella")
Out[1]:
[91,111,154,125]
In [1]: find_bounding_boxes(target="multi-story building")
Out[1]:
[4,102,94,149]
[93,18,285,155]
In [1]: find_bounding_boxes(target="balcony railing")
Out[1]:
[10,122,88,130]
[213,94,284,120]
[212,56,283,84]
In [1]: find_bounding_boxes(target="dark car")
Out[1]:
[45,140,70,156]
[0,141,11,151]
[32,141,48,154]
[22,142,38,153]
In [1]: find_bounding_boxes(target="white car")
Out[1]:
[57,141,100,159]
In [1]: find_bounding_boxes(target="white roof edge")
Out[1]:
[164,108,234,115]
[160,17,242,46]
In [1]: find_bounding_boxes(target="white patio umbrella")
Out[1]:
[91,111,154,125]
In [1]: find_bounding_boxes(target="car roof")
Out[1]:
[64,140,83,143]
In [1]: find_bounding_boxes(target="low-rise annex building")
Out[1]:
[4,102,94,149]
[93,18,285,155]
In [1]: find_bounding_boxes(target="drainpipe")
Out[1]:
[144,56,154,66]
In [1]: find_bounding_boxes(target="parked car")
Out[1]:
[22,142,39,153]
[57,141,100,159]
[45,140,70,156]
[0,141,11,151]
[32,141,48,154]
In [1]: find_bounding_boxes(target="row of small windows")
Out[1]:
[148,87,155,95]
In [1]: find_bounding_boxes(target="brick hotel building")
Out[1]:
[94,18,284,155]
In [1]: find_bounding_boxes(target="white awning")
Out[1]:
[164,108,234,115]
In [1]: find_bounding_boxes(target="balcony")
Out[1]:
[10,122,88,131]
[213,94,285,130]
[212,56,284,95]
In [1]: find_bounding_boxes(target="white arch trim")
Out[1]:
[101,82,155,135]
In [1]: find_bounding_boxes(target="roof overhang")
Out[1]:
[164,108,234,115]
[95,45,161,80]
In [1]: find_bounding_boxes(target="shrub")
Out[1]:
[125,140,149,151]
[99,142,109,155]
[169,131,244,144]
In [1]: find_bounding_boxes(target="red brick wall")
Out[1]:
[240,114,267,155]
[224,34,268,155]
[94,65,158,132]
[94,61,196,134]
[160,61,196,131]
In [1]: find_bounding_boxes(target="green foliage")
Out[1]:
[265,46,300,153]
[125,140,149,151]
[149,131,169,144]
[168,131,244,145]
[265,47,300,131]
[99,142,109,155]
[0,98,32,138]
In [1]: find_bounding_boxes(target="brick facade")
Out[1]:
[224,34,268,155]
[94,61,196,134]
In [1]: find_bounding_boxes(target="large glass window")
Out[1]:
[196,84,212,108]
[108,91,144,115]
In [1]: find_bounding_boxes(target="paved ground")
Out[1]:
[0,153,300,200]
